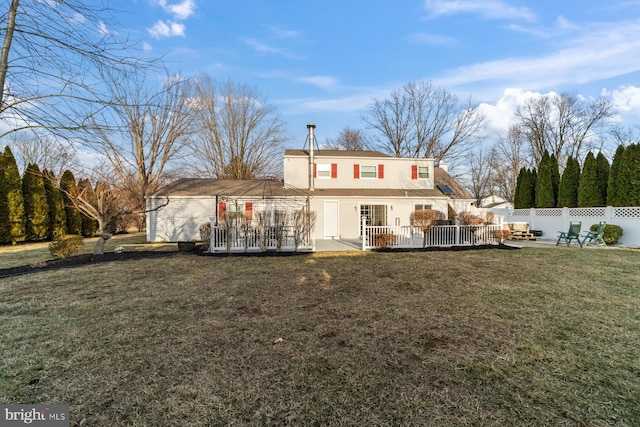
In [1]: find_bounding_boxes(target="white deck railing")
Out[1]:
[362,224,504,250]
[209,224,313,253]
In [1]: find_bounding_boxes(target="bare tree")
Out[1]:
[410,209,444,248]
[492,125,527,202]
[62,174,120,255]
[187,75,288,179]
[89,70,195,217]
[7,133,77,176]
[465,147,495,207]
[364,81,485,162]
[323,127,374,150]
[514,93,612,166]
[0,1,150,142]
[609,124,640,147]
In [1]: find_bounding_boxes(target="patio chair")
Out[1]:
[582,221,606,246]
[556,221,583,247]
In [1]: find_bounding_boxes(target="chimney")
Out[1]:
[307,123,316,191]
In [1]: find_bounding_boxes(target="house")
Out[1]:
[146,131,475,243]
[478,194,513,210]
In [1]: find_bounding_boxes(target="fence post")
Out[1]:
[562,207,570,230]
[606,206,614,224]
[529,207,535,230]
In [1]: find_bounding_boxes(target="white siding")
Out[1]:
[147,197,216,242]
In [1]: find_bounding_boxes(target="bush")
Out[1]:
[373,233,396,249]
[49,234,84,258]
[590,224,623,245]
[199,222,211,251]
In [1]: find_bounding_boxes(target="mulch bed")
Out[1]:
[0,251,179,279]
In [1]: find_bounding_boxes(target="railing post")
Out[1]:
[361,215,366,250]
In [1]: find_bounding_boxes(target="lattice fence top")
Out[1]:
[569,207,606,217]
[615,207,640,218]
[536,209,563,217]
[510,209,530,216]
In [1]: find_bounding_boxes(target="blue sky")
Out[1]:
[115,0,640,147]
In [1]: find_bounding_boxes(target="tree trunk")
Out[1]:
[0,0,19,105]
[93,233,111,255]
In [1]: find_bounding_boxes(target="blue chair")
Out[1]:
[556,221,583,247]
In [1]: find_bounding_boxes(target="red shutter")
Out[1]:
[354,164,360,179]
[331,163,338,178]
[313,163,317,178]
[378,164,384,179]
[411,165,418,180]
[245,202,253,221]
[218,202,226,221]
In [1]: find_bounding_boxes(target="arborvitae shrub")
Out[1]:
[60,170,82,235]
[22,163,49,241]
[607,145,625,206]
[578,152,599,207]
[2,147,25,243]
[557,156,580,208]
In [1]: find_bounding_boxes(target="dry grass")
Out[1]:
[1,247,640,426]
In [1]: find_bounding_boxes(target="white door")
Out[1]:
[324,200,339,238]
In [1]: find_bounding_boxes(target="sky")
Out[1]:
[113,0,640,148]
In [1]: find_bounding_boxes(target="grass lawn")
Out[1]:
[1,246,640,425]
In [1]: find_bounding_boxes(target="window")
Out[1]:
[412,165,429,179]
[360,204,387,226]
[315,163,337,178]
[360,165,377,178]
[414,204,432,212]
[316,164,331,178]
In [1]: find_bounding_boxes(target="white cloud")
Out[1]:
[97,21,110,36]
[142,41,153,52]
[603,85,640,115]
[476,88,548,134]
[241,38,304,59]
[296,76,338,90]
[425,0,536,21]
[148,20,186,39]
[434,20,640,97]
[154,0,196,20]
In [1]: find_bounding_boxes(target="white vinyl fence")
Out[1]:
[361,222,504,250]
[492,206,640,248]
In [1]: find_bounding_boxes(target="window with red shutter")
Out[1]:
[331,163,338,179]
[313,163,317,178]
[354,164,360,179]
[378,164,384,179]
[245,202,253,221]
[411,165,418,179]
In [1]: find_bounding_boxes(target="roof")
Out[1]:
[151,167,473,200]
[433,167,473,200]
[284,149,392,158]
[150,178,309,198]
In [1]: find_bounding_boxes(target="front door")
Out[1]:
[324,200,339,238]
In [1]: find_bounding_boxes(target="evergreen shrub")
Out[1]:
[590,224,623,245]
[49,234,84,258]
